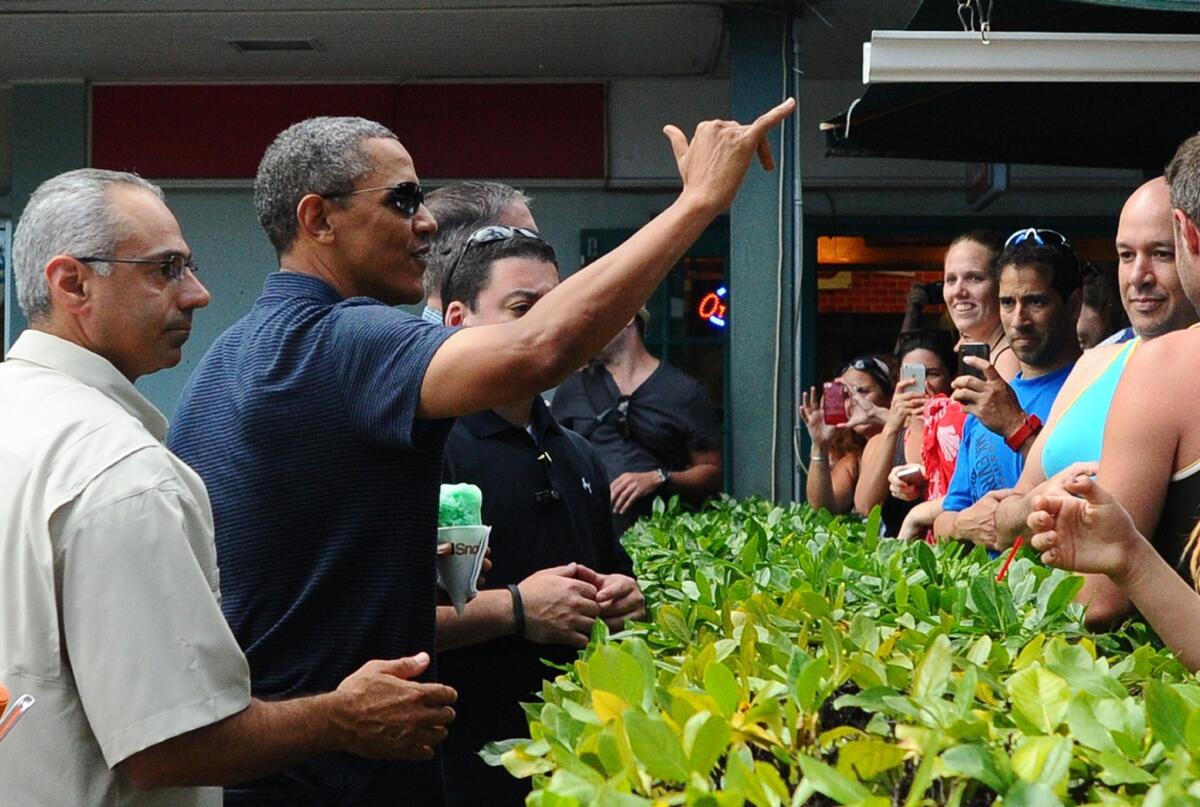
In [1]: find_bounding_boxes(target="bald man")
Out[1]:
[987,178,1198,620]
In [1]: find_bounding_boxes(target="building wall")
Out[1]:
[0,65,1152,500]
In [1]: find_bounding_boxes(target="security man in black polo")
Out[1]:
[433,226,645,807]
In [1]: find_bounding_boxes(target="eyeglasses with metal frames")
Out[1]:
[74,253,199,283]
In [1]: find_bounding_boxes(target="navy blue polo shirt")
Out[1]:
[167,272,454,805]
[439,397,631,807]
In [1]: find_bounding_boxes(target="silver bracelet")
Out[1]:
[810,454,827,463]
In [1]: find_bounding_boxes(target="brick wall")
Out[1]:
[818,270,945,314]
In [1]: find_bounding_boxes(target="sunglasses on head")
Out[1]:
[1005,228,1070,249]
[842,356,890,377]
[441,225,544,304]
[322,182,424,217]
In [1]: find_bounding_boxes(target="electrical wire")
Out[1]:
[768,14,788,503]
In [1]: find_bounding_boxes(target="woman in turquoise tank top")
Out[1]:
[1040,338,1139,479]
[991,338,1140,550]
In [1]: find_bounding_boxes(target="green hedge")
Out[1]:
[486,498,1200,806]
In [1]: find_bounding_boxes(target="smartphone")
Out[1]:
[958,342,990,380]
[923,281,945,302]
[896,465,924,482]
[823,381,848,425]
[900,362,926,393]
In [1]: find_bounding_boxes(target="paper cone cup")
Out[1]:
[436,525,492,617]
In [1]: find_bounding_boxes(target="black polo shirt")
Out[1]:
[438,397,631,807]
[551,361,722,533]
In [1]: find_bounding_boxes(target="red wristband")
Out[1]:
[1004,414,1043,452]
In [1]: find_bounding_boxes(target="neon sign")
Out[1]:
[697,286,728,330]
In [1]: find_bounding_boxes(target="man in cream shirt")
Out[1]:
[0,169,457,805]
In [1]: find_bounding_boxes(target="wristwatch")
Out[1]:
[1004,414,1043,452]
[656,467,671,487]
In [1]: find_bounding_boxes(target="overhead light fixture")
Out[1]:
[863,31,1200,84]
[227,39,322,53]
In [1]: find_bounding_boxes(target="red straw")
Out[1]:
[996,535,1025,582]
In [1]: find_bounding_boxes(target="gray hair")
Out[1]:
[13,168,163,321]
[253,116,398,256]
[1167,132,1200,225]
[423,181,532,297]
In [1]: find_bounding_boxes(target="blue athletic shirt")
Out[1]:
[1040,339,1140,479]
[167,272,455,805]
[942,362,1074,513]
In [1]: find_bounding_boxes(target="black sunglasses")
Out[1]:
[75,253,198,283]
[441,225,544,305]
[1005,228,1070,249]
[322,182,424,217]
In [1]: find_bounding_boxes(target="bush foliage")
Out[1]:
[486,498,1200,806]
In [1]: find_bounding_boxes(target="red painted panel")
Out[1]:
[92,83,605,180]
[394,83,605,179]
[92,85,396,179]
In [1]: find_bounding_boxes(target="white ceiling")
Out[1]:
[0,1,921,83]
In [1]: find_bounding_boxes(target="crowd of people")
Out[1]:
[802,138,1200,670]
[0,101,791,807]
[11,94,1200,806]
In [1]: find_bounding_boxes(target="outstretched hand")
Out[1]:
[1027,462,1143,578]
[663,98,796,214]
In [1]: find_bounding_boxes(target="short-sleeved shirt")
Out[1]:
[0,331,251,807]
[942,362,1074,513]
[551,361,722,531]
[438,397,631,806]
[167,273,455,805]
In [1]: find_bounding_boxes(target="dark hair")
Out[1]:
[895,329,956,377]
[996,240,1083,303]
[423,182,531,297]
[442,236,558,312]
[839,354,894,398]
[948,230,1005,279]
[1080,262,1130,336]
[1166,132,1200,225]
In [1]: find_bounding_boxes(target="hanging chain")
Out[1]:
[957,0,995,44]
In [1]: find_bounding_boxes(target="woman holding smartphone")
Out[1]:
[800,356,892,515]
[854,331,956,533]
[941,231,1021,382]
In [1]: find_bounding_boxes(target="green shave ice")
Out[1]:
[439,483,483,527]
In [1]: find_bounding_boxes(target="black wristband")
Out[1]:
[507,584,526,638]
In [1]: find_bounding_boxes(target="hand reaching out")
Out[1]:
[1027,462,1144,579]
[663,98,796,214]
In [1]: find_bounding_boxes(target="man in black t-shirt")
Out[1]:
[551,312,724,534]
[436,228,645,807]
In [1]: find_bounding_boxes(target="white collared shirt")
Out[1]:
[0,330,250,806]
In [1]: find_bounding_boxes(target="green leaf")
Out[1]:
[912,633,952,702]
[863,506,881,549]
[1065,695,1118,754]
[1003,780,1064,807]
[480,737,524,767]
[796,754,875,805]
[1145,680,1190,751]
[589,645,645,710]
[969,574,1006,632]
[623,709,690,784]
[915,541,938,584]
[1008,667,1070,734]
[1091,750,1157,785]
[704,661,740,717]
[940,744,1012,793]
[836,739,907,780]
[682,711,730,777]
[1011,735,1072,791]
